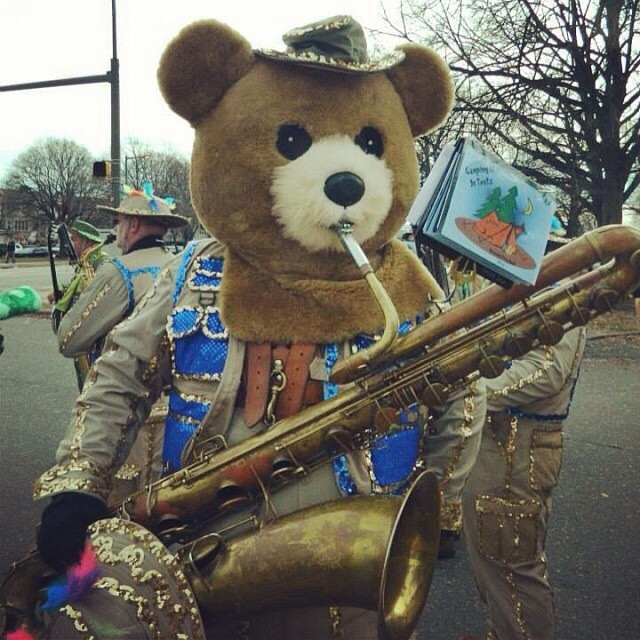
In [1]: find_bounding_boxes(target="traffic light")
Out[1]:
[93,161,111,178]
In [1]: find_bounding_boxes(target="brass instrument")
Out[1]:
[180,471,440,640]
[2,224,640,639]
[116,226,640,537]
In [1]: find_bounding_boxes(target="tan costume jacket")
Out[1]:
[55,241,175,498]
[57,244,173,357]
[37,238,484,526]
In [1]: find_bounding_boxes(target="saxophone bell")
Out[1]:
[179,470,440,640]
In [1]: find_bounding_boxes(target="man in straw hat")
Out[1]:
[55,185,189,503]
[57,185,188,364]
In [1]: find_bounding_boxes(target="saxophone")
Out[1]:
[116,225,640,535]
[2,224,639,640]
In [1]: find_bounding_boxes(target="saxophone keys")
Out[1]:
[591,287,620,314]
[536,319,565,345]
[271,454,301,480]
[216,481,252,511]
[569,305,592,326]
[374,407,398,433]
[503,333,535,358]
[325,426,355,453]
[478,354,506,379]
[421,381,448,406]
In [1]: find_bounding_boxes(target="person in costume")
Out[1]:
[458,231,586,640]
[47,219,110,390]
[30,16,485,640]
[56,185,188,362]
[55,185,189,502]
[50,219,108,313]
[458,327,586,640]
[4,237,16,264]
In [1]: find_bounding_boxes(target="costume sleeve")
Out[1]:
[485,327,586,413]
[423,379,486,532]
[57,262,130,357]
[33,262,178,502]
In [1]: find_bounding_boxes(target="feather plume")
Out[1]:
[39,543,99,611]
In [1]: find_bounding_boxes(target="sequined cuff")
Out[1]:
[439,497,462,532]
[33,461,110,501]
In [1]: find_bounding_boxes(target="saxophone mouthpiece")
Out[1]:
[331,222,371,272]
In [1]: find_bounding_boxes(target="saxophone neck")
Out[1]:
[332,224,399,383]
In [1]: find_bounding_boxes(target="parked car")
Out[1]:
[1,242,60,258]
[14,244,40,257]
[0,241,23,257]
[13,244,59,258]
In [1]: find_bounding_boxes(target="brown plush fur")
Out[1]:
[220,240,442,343]
[158,19,453,343]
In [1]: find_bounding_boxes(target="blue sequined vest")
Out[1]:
[162,243,422,492]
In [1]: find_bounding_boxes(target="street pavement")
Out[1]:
[1,260,74,311]
[0,308,638,639]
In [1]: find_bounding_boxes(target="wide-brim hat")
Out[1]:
[69,219,103,243]
[41,518,205,640]
[98,193,189,229]
[255,15,404,74]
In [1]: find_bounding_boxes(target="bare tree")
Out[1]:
[2,138,109,225]
[122,139,195,233]
[380,0,640,227]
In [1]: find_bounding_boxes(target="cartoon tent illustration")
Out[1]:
[455,186,536,268]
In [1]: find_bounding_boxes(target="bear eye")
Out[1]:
[355,126,383,157]
[276,124,312,160]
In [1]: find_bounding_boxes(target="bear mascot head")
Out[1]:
[158,14,453,345]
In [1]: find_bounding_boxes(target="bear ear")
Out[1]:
[157,20,255,125]
[386,43,454,137]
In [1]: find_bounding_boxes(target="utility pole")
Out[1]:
[109,0,120,206]
[0,0,121,206]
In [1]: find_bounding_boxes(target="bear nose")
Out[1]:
[324,172,365,208]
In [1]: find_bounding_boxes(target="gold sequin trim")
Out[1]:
[475,495,540,563]
[33,460,109,500]
[486,414,519,492]
[505,569,531,639]
[114,463,140,481]
[440,499,462,531]
[440,381,478,483]
[59,282,113,351]
[90,519,204,639]
[487,347,554,400]
[141,333,171,384]
[58,604,94,639]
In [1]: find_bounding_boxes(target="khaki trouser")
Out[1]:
[461,415,563,640]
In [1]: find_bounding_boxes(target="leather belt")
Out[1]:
[275,343,317,419]
[243,342,319,427]
[243,342,272,427]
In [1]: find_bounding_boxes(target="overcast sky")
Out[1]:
[0,0,399,177]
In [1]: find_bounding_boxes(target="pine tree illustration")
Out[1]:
[474,187,502,218]
[496,186,518,223]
